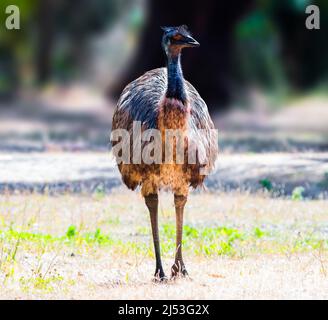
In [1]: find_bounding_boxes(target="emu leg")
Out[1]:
[171,194,188,278]
[145,193,166,281]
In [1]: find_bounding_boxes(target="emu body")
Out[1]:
[111,25,218,280]
[113,68,217,196]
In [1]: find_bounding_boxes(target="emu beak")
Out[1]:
[185,35,200,47]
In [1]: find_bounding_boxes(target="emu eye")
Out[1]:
[172,34,183,41]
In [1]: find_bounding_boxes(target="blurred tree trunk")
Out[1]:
[0,47,18,102]
[36,0,56,84]
[111,0,254,111]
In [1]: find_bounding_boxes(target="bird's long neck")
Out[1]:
[166,51,187,103]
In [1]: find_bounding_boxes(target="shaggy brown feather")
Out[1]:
[111,67,218,196]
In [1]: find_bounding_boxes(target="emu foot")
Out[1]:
[153,269,168,283]
[171,262,188,279]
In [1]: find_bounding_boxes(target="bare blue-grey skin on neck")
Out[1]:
[166,48,187,103]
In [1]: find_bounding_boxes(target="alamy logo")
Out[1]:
[5,5,20,30]
[2,4,322,31]
[110,121,218,176]
[305,5,320,29]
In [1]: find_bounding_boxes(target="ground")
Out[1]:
[1,192,328,299]
[1,152,328,197]
[0,90,327,299]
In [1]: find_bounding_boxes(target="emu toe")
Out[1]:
[171,262,188,279]
[153,269,168,283]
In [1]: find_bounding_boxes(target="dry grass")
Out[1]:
[0,190,328,299]
[3,253,328,300]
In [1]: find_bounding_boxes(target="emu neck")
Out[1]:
[166,51,186,103]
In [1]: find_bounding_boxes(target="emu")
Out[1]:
[111,25,218,281]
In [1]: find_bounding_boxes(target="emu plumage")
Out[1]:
[111,25,218,280]
[112,68,217,195]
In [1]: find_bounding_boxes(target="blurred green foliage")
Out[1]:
[234,0,328,104]
[1,0,328,103]
[259,178,273,191]
[0,0,135,97]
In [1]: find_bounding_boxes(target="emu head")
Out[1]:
[161,25,200,56]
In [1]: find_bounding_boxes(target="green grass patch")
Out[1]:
[1,220,327,293]
[292,186,305,201]
[1,222,327,272]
